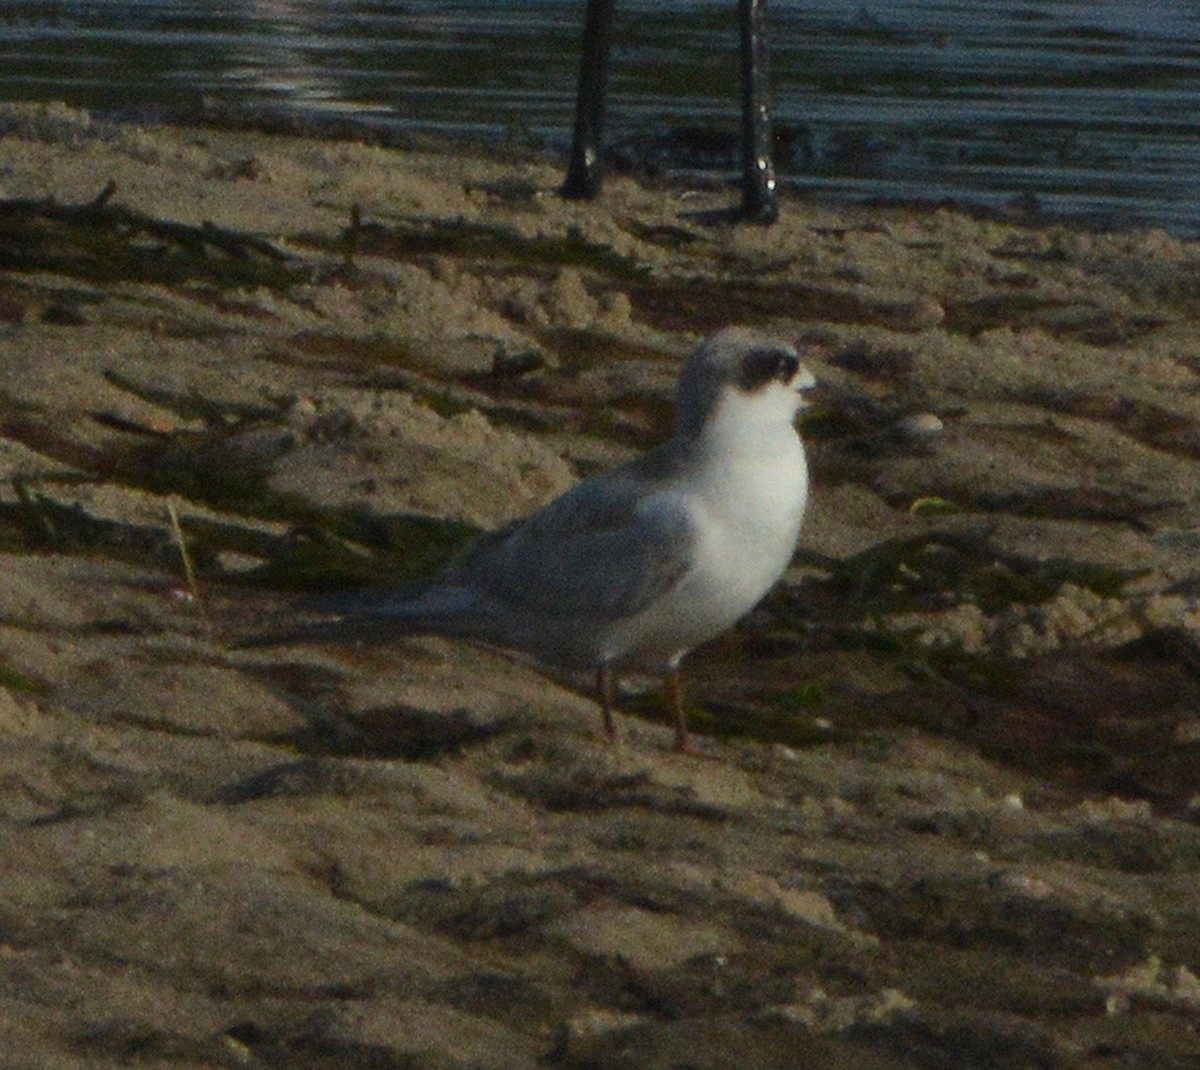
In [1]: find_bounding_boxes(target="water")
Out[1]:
[3,0,1200,234]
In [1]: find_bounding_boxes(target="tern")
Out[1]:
[245,327,815,752]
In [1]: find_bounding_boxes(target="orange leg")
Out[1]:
[595,664,617,742]
[664,668,690,754]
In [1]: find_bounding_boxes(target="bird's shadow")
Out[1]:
[231,655,519,766]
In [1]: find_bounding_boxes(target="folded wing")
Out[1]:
[446,456,697,624]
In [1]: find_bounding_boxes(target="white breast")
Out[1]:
[605,397,809,668]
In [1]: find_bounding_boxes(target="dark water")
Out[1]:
[3,1,1200,233]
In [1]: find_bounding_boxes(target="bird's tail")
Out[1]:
[234,582,480,649]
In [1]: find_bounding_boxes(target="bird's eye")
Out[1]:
[776,353,800,382]
[739,347,800,391]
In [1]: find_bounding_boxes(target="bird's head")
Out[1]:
[675,327,816,438]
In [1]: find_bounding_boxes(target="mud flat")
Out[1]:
[1,102,1200,1068]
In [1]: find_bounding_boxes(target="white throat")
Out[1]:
[687,386,808,547]
[695,387,804,467]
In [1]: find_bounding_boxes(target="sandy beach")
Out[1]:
[1,101,1200,1067]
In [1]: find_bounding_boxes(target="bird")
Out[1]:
[243,327,816,753]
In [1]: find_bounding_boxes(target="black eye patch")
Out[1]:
[738,348,800,391]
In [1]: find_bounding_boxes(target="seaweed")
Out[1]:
[1013,386,1200,461]
[105,429,477,589]
[305,210,649,280]
[701,685,837,748]
[101,368,281,428]
[792,529,1139,621]
[3,477,183,566]
[0,654,48,698]
[943,291,1167,343]
[0,183,304,289]
[233,510,478,591]
[0,474,475,594]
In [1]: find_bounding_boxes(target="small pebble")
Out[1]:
[895,412,944,439]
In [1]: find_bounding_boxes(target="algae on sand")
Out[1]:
[796,529,1139,620]
[0,185,306,290]
[309,212,649,280]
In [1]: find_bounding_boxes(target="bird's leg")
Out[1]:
[596,663,618,742]
[664,668,690,754]
[737,0,779,223]
[562,0,616,201]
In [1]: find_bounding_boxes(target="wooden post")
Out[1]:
[738,0,779,222]
[562,0,616,200]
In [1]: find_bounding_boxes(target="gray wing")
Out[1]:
[444,449,696,623]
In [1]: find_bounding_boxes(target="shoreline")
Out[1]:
[20,96,1190,239]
